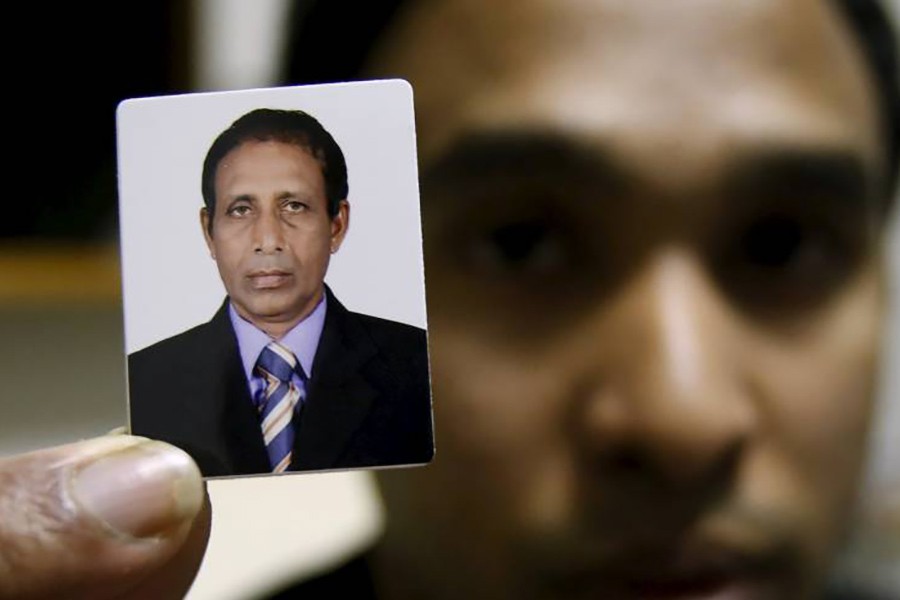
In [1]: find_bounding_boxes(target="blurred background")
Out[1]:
[0,1,897,598]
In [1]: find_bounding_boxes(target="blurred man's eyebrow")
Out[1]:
[422,130,877,212]
[421,130,629,192]
[725,147,875,207]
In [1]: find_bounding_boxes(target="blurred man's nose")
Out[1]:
[579,249,757,490]
[253,207,285,254]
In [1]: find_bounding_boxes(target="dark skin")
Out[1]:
[202,140,349,340]
[0,438,210,599]
[0,1,891,599]
[367,0,887,598]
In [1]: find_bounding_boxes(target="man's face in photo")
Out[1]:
[202,140,348,336]
[368,0,890,598]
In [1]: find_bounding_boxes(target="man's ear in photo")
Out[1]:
[330,199,350,254]
[200,206,216,260]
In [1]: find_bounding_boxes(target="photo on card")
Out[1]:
[117,80,433,479]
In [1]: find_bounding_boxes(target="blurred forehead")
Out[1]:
[367,0,881,188]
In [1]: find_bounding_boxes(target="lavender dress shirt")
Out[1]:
[228,294,327,404]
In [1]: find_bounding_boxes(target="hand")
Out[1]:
[0,436,210,599]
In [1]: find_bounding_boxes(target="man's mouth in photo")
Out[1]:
[247,269,294,289]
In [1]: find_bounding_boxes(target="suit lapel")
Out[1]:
[292,289,379,470]
[194,301,270,475]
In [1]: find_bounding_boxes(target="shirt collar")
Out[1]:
[229,294,327,381]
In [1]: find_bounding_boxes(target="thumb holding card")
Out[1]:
[0,435,210,600]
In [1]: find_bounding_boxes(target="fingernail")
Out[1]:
[70,439,203,539]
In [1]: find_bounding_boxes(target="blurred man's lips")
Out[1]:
[610,553,775,600]
[538,536,784,600]
[625,572,768,600]
[247,270,293,289]
[558,563,775,600]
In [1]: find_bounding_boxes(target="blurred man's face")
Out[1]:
[202,141,348,338]
[368,0,888,598]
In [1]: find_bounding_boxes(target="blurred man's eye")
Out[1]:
[469,218,567,274]
[741,214,818,269]
[717,209,866,312]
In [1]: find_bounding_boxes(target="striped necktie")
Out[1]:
[254,341,307,473]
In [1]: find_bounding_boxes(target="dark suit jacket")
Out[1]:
[128,289,433,477]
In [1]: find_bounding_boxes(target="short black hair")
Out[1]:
[831,0,900,209]
[201,108,349,231]
[285,0,899,210]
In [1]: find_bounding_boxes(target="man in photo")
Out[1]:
[128,108,433,477]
